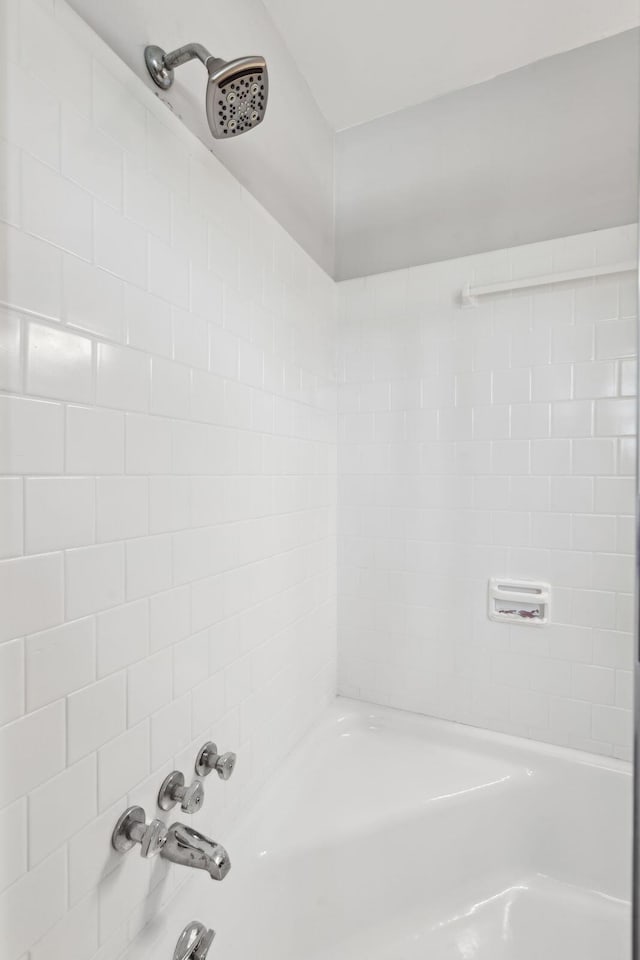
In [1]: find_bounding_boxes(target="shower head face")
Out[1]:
[206,56,268,139]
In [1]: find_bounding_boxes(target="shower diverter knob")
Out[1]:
[112,806,167,858]
[158,771,205,814]
[195,742,237,780]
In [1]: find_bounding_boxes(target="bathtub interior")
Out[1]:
[151,699,631,960]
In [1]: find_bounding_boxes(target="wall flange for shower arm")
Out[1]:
[144,45,175,90]
[144,42,269,138]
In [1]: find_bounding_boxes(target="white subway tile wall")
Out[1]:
[1,1,638,956]
[0,1,336,958]
[337,225,637,761]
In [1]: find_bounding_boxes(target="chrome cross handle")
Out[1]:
[111,806,167,858]
[158,771,205,814]
[195,742,237,780]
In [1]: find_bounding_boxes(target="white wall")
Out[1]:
[64,0,335,274]
[0,1,336,958]
[335,31,639,279]
[337,225,636,759]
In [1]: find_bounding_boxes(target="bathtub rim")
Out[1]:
[328,695,632,777]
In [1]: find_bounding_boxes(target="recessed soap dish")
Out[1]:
[488,578,550,626]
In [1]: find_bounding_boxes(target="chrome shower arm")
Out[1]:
[145,43,222,90]
[162,43,215,71]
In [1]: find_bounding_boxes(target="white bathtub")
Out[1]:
[138,699,632,959]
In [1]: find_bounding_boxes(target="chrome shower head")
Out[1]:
[144,43,268,139]
[205,55,268,138]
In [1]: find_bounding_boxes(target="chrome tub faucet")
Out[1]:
[162,821,231,881]
[112,807,231,880]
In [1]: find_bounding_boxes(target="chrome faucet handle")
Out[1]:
[174,921,215,960]
[195,742,237,780]
[112,806,167,858]
[158,771,205,814]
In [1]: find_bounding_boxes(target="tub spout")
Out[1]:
[161,822,231,880]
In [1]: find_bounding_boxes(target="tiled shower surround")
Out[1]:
[0,1,637,959]
[0,1,336,957]
[337,225,636,760]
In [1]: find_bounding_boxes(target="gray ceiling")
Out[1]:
[263,0,640,129]
[335,29,640,279]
